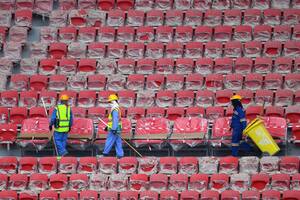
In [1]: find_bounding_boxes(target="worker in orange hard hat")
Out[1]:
[49,94,73,158]
[102,93,124,158]
[230,94,252,157]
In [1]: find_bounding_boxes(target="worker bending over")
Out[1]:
[49,94,73,157]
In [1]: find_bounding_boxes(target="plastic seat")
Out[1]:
[129,174,148,191]
[224,74,243,90]
[97,0,114,10]
[15,9,32,27]
[194,58,213,75]
[165,42,183,59]
[119,191,138,200]
[0,107,8,124]
[188,174,209,192]
[206,106,225,121]
[174,58,193,74]
[118,58,135,75]
[265,73,283,90]
[166,107,185,121]
[146,10,164,26]
[107,42,125,58]
[117,27,135,42]
[263,9,281,26]
[201,190,219,200]
[107,10,125,27]
[165,10,183,26]
[136,26,154,43]
[99,191,118,200]
[215,90,232,106]
[10,74,29,91]
[58,0,76,10]
[286,106,300,124]
[244,41,262,58]
[234,25,252,42]
[76,157,97,174]
[140,191,158,200]
[10,107,27,125]
[58,27,77,43]
[251,173,270,191]
[265,106,285,117]
[254,25,272,42]
[244,9,261,27]
[224,9,242,25]
[39,157,57,175]
[58,59,77,76]
[126,107,145,122]
[9,174,28,191]
[194,26,213,42]
[118,157,137,175]
[185,42,203,59]
[166,74,184,91]
[264,41,282,58]
[67,42,86,59]
[156,90,175,108]
[80,190,98,200]
[49,10,67,26]
[224,41,242,58]
[241,190,260,200]
[274,57,293,74]
[285,73,300,91]
[98,157,117,174]
[204,41,223,58]
[185,74,204,91]
[175,26,193,42]
[59,157,78,174]
[160,191,179,200]
[69,174,89,191]
[244,73,263,90]
[214,58,233,74]
[0,123,17,147]
[0,156,18,174]
[49,42,67,59]
[127,10,144,26]
[29,75,47,92]
[246,106,264,121]
[255,89,273,106]
[283,9,300,25]
[3,42,22,61]
[176,90,194,107]
[146,74,164,90]
[126,74,144,91]
[253,57,272,74]
[284,41,300,58]
[70,107,85,118]
[271,173,290,191]
[219,156,238,175]
[145,43,164,60]
[78,58,97,74]
[159,157,178,174]
[77,90,96,108]
[214,25,233,42]
[169,174,188,192]
[116,0,133,10]
[195,90,214,107]
[221,190,240,200]
[29,107,47,118]
[19,191,38,200]
[210,174,230,192]
[28,173,48,191]
[0,0,15,10]
[68,9,88,27]
[262,190,281,200]
[178,157,198,175]
[274,89,293,107]
[78,0,97,9]
[60,190,78,200]
[97,27,115,43]
[156,26,173,43]
[282,190,300,200]
[273,25,291,42]
[39,58,57,75]
[86,75,106,91]
[149,174,168,192]
[48,75,66,92]
[205,74,223,91]
[87,42,105,59]
[127,42,145,59]
[203,10,222,26]
[186,107,205,118]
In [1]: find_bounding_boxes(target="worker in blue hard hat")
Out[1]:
[102,94,124,158]
[230,95,252,157]
[49,94,73,158]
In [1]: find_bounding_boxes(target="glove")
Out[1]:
[49,125,53,131]
[104,126,108,131]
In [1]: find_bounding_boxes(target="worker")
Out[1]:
[230,94,252,157]
[49,94,73,157]
[102,94,124,158]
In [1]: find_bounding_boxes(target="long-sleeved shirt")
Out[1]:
[231,106,247,130]
[49,105,73,128]
[111,109,119,131]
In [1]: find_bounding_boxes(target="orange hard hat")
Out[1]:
[60,94,69,101]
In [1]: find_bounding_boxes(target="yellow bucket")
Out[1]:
[243,118,280,156]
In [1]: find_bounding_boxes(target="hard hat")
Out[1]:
[230,94,242,101]
[108,94,118,102]
[60,94,69,101]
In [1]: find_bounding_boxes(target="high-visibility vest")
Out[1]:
[107,107,122,130]
[55,104,71,133]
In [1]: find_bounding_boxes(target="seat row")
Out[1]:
[0,189,300,200]
[0,156,299,175]
[0,0,298,12]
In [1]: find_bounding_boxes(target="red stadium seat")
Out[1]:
[185,74,204,90]
[78,58,97,74]
[234,25,252,42]
[77,157,97,174]
[285,73,300,91]
[253,57,272,74]
[69,174,89,191]
[68,9,88,27]
[49,10,67,27]
[224,9,242,25]
[185,42,203,59]
[215,90,233,106]
[87,74,106,91]
[136,58,155,74]
[77,90,96,108]
[195,58,213,75]
[28,173,48,191]
[119,157,138,175]
[19,157,38,175]
[206,106,224,121]
[178,157,198,175]
[87,107,106,123]
[282,190,300,200]
[254,25,272,42]
[205,41,223,58]
[39,58,57,75]
[0,123,17,147]
[127,10,144,27]
[244,73,263,90]
[146,74,164,91]
[49,174,68,190]
[129,174,148,191]
[264,9,281,26]
[10,74,29,91]
[166,107,185,121]
[127,42,144,59]
[120,191,138,200]
[98,157,117,174]
[262,190,281,200]
[140,191,159,200]
[251,173,270,191]
[286,106,300,124]
[107,42,125,58]
[210,174,230,192]
[195,90,214,107]
[214,25,232,42]
[293,25,300,41]
[165,10,183,26]
[205,74,223,91]
[49,42,67,59]
[39,157,57,175]
[60,190,78,200]
[176,90,194,107]
[186,107,205,118]
[201,190,220,200]
[274,89,293,107]
[169,174,188,192]
[255,89,273,106]
[100,191,118,200]
[159,157,178,174]
[98,0,114,10]
[146,10,163,27]
[156,26,173,43]
[80,190,98,200]
[219,156,238,174]
[0,156,18,174]
[9,173,28,191]
[271,173,290,191]
[117,58,135,75]
[165,74,184,91]
[15,9,32,27]
[39,91,57,110]
[241,190,260,200]
[274,25,292,42]
[194,26,213,42]
[58,59,77,76]
[189,174,209,192]
[246,106,264,121]
[116,0,133,10]
[214,57,233,74]
[87,42,105,59]
[224,41,242,58]
[274,57,293,74]
[284,41,300,58]
[175,26,193,43]
[160,191,179,200]
[0,174,8,190]
[19,90,38,108]
[58,26,77,43]
[204,10,222,26]
[107,10,125,27]
[30,75,48,91]
[265,106,285,117]
[224,74,243,90]
[59,157,78,174]
[58,0,76,10]
[245,9,262,26]
[175,58,194,74]
[244,41,262,58]
[136,26,154,43]
[221,190,240,200]
[78,0,97,9]
[67,42,87,59]
[10,107,27,125]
